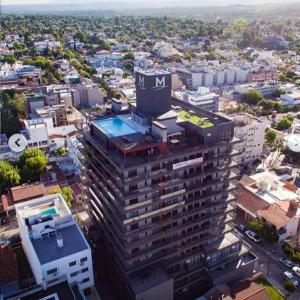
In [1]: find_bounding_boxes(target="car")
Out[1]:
[236,224,247,232]
[245,230,261,243]
[283,271,299,287]
[279,257,293,268]
[292,266,300,277]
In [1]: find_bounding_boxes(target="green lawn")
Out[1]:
[256,278,286,300]
[178,110,214,128]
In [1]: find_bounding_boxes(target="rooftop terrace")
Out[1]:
[178,109,214,128]
[31,224,89,265]
[16,194,71,225]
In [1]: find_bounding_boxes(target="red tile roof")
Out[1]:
[235,185,269,215]
[257,200,298,230]
[11,183,46,202]
[230,281,271,300]
[1,183,46,211]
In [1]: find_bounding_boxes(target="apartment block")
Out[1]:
[183,87,219,112]
[80,69,257,300]
[36,104,67,127]
[15,194,94,296]
[230,114,266,165]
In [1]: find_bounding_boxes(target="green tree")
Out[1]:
[2,54,16,65]
[57,148,67,156]
[19,148,48,182]
[258,99,274,111]
[284,280,296,293]
[123,51,134,60]
[265,129,276,145]
[50,186,74,207]
[0,161,21,192]
[249,218,278,244]
[0,90,25,137]
[241,89,264,105]
[274,87,286,97]
[275,115,294,131]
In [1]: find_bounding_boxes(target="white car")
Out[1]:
[292,266,300,277]
[237,224,247,232]
[245,230,261,243]
[279,257,293,268]
[283,271,299,287]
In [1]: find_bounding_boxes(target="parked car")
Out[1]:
[292,266,300,277]
[279,257,293,268]
[283,271,299,287]
[245,230,261,243]
[236,223,247,232]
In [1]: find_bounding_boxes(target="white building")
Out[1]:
[153,42,181,59]
[34,40,61,53]
[72,84,106,108]
[15,194,94,294]
[182,87,219,112]
[234,82,279,97]
[231,113,266,165]
[22,118,51,149]
[280,90,300,106]
[67,137,84,174]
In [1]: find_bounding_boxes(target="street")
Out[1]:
[246,237,300,300]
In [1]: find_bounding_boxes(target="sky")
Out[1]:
[3,0,300,5]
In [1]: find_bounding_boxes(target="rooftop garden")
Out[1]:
[178,110,214,128]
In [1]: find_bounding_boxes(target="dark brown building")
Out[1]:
[80,70,257,300]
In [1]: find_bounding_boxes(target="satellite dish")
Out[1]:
[287,134,300,153]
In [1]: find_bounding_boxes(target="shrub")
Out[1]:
[284,280,296,293]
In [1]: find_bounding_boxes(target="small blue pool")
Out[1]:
[40,207,57,218]
[94,117,138,138]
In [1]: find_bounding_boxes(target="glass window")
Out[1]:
[81,267,88,273]
[69,261,76,267]
[71,271,78,277]
[47,268,58,275]
[80,257,88,263]
[82,277,89,283]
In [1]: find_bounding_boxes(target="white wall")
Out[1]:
[278,218,299,242]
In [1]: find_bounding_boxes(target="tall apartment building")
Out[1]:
[80,70,257,300]
[15,194,94,296]
[230,114,266,166]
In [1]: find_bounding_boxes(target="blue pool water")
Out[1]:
[94,117,138,138]
[41,207,57,218]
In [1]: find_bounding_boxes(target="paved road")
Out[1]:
[245,237,300,300]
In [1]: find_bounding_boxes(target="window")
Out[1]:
[69,261,76,267]
[47,268,58,275]
[130,223,138,230]
[82,277,89,283]
[71,271,78,277]
[81,267,89,273]
[80,257,88,263]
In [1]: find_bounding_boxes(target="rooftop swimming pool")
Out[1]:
[94,117,139,138]
[40,207,58,218]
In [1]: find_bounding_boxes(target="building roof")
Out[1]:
[31,224,88,265]
[0,244,19,285]
[257,200,298,230]
[235,185,270,216]
[1,183,46,211]
[230,281,270,300]
[20,280,76,300]
[11,183,46,202]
